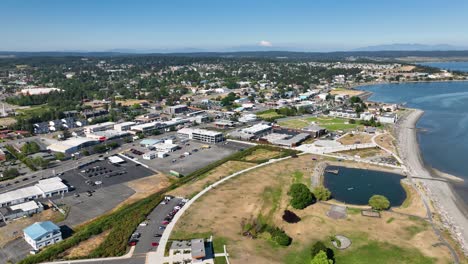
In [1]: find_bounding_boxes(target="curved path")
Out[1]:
[149,155,293,264]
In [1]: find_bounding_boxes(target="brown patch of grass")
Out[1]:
[168,161,254,198]
[116,173,171,209]
[63,230,111,258]
[172,155,451,264]
[375,133,398,154]
[243,149,281,162]
[337,133,373,145]
[339,147,387,158]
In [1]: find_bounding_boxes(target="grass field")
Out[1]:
[242,148,282,162]
[256,110,285,121]
[278,116,361,131]
[171,155,450,264]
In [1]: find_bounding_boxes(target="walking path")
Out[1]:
[150,155,293,264]
[40,246,136,264]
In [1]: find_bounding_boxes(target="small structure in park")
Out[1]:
[327,205,347,219]
[361,209,381,218]
[332,235,352,250]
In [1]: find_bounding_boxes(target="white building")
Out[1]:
[142,151,167,160]
[153,142,179,153]
[47,137,98,155]
[177,128,224,143]
[84,122,115,134]
[378,113,398,124]
[23,221,62,250]
[0,177,68,207]
[241,123,272,136]
[329,109,358,118]
[130,122,158,133]
[114,122,136,132]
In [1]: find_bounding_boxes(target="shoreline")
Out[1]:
[396,109,468,256]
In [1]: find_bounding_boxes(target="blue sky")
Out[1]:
[1,0,468,51]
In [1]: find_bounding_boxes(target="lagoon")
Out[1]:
[323,166,406,206]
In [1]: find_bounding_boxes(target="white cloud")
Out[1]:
[258,40,273,47]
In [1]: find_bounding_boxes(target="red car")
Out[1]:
[161,220,170,225]
[151,242,159,247]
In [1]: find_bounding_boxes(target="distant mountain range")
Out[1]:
[353,43,467,51]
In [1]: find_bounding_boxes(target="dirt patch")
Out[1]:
[115,99,150,107]
[338,147,388,158]
[337,133,373,145]
[0,117,17,127]
[243,149,281,162]
[63,230,111,258]
[330,89,365,96]
[172,156,450,264]
[116,173,172,209]
[393,181,430,218]
[375,133,398,154]
[168,161,254,198]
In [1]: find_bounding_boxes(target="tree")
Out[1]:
[54,152,66,161]
[288,183,315,209]
[2,168,19,179]
[311,241,334,261]
[369,195,390,210]
[20,142,40,155]
[313,186,332,201]
[311,251,333,264]
[282,210,301,223]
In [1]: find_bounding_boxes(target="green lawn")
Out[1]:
[278,116,361,131]
[284,234,436,264]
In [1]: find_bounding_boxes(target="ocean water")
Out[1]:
[360,81,468,203]
[324,166,406,206]
[419,61,468,72]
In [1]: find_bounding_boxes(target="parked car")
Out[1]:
[161,221,170,225]
[158,226,166,230]
[139,221,148,227]
[154,234,162,237]
[151,242,159,247]
[128,239,138,246]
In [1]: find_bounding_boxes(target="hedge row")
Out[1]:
[5,145,37,171]
[18,144,295,264]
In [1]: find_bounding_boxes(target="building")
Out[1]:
[0,201,44,223]
[84,122,115,134]
[0,177,68,207]
[47,137,98,155]
[303,124,327,138]
[191,238,206,260]
[166,104,188,114]
[177,128,224,143]
[131,122,159,133]
[329,109,358,118]
[241,123,272,136]
[169,238,210,263]
[378,113,398,124]
[23,221,62,250]
[19,87,61,95]
[85,130,130,141]
[153,142,179,153]
[142,151,167,160]
[140,138,163,148]
[114,122,136,132]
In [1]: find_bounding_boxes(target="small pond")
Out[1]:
[323,166,406,206]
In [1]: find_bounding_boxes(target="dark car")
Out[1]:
[128,239,138,246]
[154,234,162,237]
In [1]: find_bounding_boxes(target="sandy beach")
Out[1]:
[396,109,468,255]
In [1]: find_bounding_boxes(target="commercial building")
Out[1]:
[140,138,163,148]
[23,221,62,250]
[329,109,358,118]
[84,122,115,134]
[142,151,167,160]
[85,130,130,141]
[47,137,98,155]
[166,104,188,114]
[242,123,272,136]
[0,177,69,207]
[0,201,44,223]
[131,122,159,133]
[177,128,224,143]
[114,121,136,132]
[153,142,178,153]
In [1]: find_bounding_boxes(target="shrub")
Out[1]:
[282,210,301,223]
[288,183,315,209]
[312,186,331,201]
[311,241,334,261]
[266,226,292,246]
[369,195,390,210]
[311,250,334,264]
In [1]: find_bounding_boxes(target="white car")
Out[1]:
[139,221,148,227]
[174,206,181,210]
[95,181,102,185]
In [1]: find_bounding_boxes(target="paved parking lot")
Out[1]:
[0,236,31,264]
[133,198,183,254]
[60,159,154,195]
[133,138,249,176]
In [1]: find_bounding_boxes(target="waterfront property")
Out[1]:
[323,166,406,206]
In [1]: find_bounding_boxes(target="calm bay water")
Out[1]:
[324,166,406,206]
[419,61,468,72]
[360,80,468,203]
